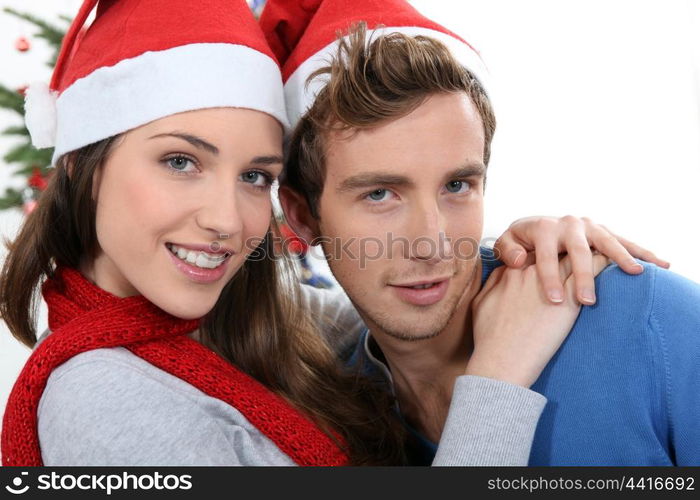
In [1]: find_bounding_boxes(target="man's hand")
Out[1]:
[466,253,609,388]
[493,215,670,305]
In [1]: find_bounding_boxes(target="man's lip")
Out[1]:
[389,277,452,288]
[166,242,235,256]
[390,277,451,306]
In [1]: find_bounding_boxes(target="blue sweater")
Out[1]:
[351,249,700,465]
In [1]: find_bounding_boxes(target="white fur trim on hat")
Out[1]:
[24,81,58,149]
[51,43,288,166]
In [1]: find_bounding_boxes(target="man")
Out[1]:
[271,2,700,465]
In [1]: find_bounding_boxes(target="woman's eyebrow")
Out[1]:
[251,155,284,166]
[149,132,219,155]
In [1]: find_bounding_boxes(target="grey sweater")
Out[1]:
[37,285,546,466]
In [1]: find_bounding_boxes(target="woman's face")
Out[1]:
[87,107,283,319]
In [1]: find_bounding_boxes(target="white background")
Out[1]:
[1,0,699,430]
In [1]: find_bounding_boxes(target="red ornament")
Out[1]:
[15,36,31,52]
[279,223,309,256]
[16,85,28,97]
[28,168,48,191]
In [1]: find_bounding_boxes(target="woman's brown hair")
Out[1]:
[0,138,407,465]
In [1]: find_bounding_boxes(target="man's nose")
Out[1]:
[408,199,451,263]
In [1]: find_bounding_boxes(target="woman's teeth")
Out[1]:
[167,243,230,269]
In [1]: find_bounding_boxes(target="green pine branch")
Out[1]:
[0,83,25,115]
[2,125,29,136]
[3,142,51,166]
[0,188,24,210]
[15,164,50,178]
[3,8,67,48]
[4,8,69,68]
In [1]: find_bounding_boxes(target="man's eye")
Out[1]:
[445,180,470,194]
[367,189,391,202]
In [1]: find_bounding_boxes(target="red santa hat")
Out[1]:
[25,0,290,165]
[259,0,490,129]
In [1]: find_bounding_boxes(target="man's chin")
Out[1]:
[369,307,454,342]
[380,326,445,342]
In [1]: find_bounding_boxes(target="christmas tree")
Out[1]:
[0,8,68,212]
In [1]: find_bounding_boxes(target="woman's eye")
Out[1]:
[165,156,197,174]
[241,171,273,188]
[366,189,392,202]
[445,180,470,194]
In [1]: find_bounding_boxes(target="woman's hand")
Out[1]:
[466,253,609,388]
[493,215,669,305]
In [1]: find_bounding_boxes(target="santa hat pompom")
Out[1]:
[24,82,58,149]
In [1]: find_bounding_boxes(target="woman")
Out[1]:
[0,0,663,466]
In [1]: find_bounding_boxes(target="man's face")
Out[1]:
[316,92,486,340]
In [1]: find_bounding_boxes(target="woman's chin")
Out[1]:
[151,295,217,321]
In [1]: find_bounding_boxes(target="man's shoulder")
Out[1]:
[593,260,699,317]
[568,261,700,357]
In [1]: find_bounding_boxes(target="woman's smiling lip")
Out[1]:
[165,244,232,283]
[167,241,235,255]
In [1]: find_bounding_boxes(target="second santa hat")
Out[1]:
[259,0,490,129]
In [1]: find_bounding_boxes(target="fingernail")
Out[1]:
[510,250,525,266]
[581,288,596,304]
[548,289,564,303]
[630,261,644,272]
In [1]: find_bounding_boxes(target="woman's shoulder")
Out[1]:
[44,347,205,401]
[38,347,294,465]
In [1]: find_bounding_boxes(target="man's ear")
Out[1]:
[279,185,320,245]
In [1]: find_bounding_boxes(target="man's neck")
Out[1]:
[367,258,483,442]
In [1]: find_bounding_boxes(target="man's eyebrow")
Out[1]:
[444,163,486,181]
[337,173,413,193]
[149,133,219,155]
[336,163,486,193]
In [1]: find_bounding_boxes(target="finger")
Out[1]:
[561,254,602,305]
[562,270,582,307]
[473,265,506,308]
[521,251,537,267]
[591,253,611,277]
[493,232,527,268]
[562,254,611,307]
[534,234,566,304]
[563,230,598,305]
[608,231,670,269]
[480,264,506,294]
[584,222,646,274]
[557,254,573,280]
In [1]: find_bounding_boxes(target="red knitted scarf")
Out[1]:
[1,267,349,466]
